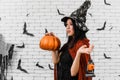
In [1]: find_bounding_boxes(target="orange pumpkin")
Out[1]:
[87,64,94,71]
[39,34,61,51]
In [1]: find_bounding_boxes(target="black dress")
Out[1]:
[57,49,78,80]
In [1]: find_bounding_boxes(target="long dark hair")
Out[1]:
[59,18,87,53]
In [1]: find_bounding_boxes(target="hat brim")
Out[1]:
[61,16,75,22]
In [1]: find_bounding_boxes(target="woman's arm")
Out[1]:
[70,45,94,76]
[70,51,81,76]
[51,50,60,64]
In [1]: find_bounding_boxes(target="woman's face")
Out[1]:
[65,19,74,37]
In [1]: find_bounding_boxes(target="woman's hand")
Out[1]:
[77,44,94,55]
[71,44,94,76]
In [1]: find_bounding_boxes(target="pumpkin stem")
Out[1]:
[45,28,48,33]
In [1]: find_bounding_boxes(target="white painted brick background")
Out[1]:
[0,0,120,80]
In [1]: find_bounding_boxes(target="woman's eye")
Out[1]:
[64,23,73,27]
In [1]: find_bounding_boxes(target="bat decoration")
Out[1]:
[16,42,25,48]
[36,62,44,69]
[104,0,111,5]
[118,44,120,47]
[0,54,2,66]
[88,13,92,17]
[57,8,65,16]
[17,59,28,73]
[23,22,27,34]
[17,59,21,69]
[3,55,9,70]
[109,26,113,31]
[26,13,30,17]
[8,44,15,60]
[23,22,34,37]
[97,21,106,31]
[45,28,48,33]
[104,53,111,59]
[48,64,54,70]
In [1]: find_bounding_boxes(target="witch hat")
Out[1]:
[61,0,91,33]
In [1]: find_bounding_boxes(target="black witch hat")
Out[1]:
[61,0,91,33]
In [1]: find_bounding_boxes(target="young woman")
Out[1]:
[47,16,94,80]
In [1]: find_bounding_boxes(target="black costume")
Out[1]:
[57,49,78,80]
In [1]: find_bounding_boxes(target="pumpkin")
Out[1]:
[87,64,94,71]
[39,29,61,50]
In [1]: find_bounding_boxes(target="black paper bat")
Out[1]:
[0,54,2,66]
[23,22,34,37]
[8,44,15,60]
[48,64,54,70]
[17,59,21,69]
[57,9,65,16]
[104,0,111,5]
[45,28,48,34]
[16,42,25,48]
[3,55,9,70]
[109,27,113,31]
[17,59,28,73]
[97,21,106,31]
[26,13,30,17]
[104,53,111,59]
[88,13,92,17]
[36,62,44,69]
[118,44,120,47]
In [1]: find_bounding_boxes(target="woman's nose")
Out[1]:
[66,25,70,29]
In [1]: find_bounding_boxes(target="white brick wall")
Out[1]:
[0,0,120,80]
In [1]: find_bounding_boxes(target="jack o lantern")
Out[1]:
[87,59,95,71]
[39,29,61,51]
[87,64,94,71]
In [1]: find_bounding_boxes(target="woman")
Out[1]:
[47,16,94,80]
